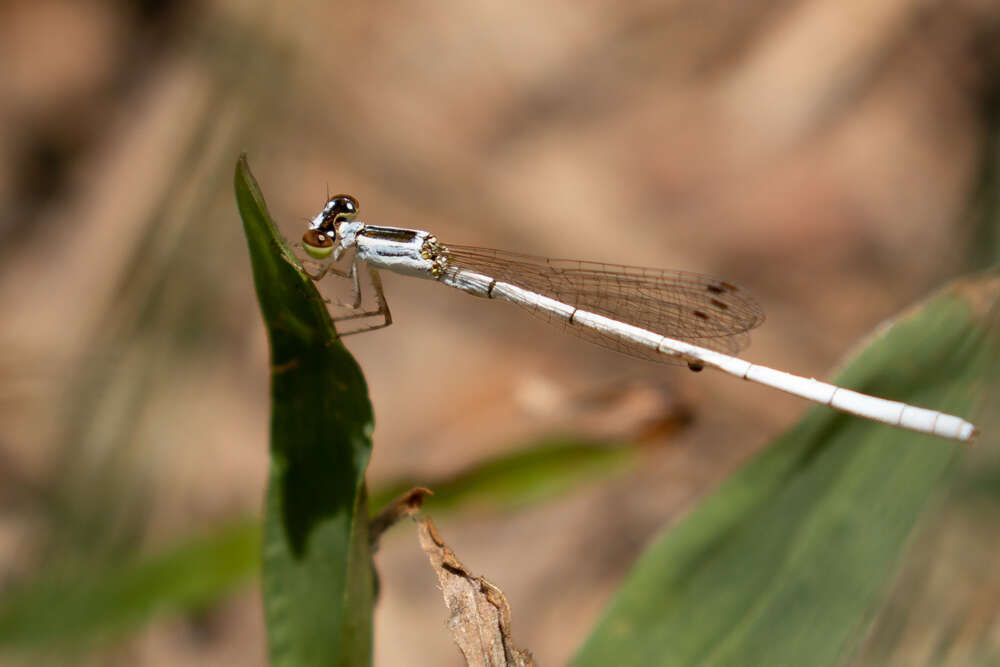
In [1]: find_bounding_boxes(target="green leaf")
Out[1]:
[0,521,259,653]
[371,437,636,515]
[574,269,999,667]
[236,155,375,667]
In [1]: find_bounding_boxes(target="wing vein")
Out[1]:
[441,244,764,363]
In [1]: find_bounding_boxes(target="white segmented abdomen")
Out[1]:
[465,272,976,442]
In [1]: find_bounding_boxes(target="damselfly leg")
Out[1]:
[301,256,393,335]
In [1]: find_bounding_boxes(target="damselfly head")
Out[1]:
[302,194,360,259]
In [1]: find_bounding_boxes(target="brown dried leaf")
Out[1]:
[415,516,534,667]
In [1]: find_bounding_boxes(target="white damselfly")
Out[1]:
[298,194,977,443]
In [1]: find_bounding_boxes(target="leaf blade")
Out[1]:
[236,155,375,667]
[574,270,999,667]
[0,521,259,653]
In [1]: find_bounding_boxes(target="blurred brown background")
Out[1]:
[1,0,998,665]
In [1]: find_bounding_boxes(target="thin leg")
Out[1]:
[299,257,352,281]
[333,264,393,336]
[296,253,393,334]
[347,261,364,308]
[309,259,366,310]
[328,261,371,315]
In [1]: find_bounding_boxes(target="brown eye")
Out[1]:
[302,229,334,259]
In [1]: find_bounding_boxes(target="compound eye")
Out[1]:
[302,229,334,259]
[328,194,359,222]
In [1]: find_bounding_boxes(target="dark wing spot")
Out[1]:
[706,285,724,294]
[687,361,704,372]
[710,298,729,310]
[693,310,710,320]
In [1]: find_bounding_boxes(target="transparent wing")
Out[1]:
[441,244,765,363]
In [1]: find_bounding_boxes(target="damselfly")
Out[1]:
[298,194,977,442]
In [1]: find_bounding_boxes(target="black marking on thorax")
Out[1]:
[362,226,421,243]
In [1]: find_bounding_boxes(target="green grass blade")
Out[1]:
[370,437,636,515]
[0,521,259,653]
[236,155,375,667]
[574,270,999,667]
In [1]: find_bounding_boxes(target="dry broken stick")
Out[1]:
[416,516,534,667]
[369,486,432,549]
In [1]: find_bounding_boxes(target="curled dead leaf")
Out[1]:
[415,516,534,667]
